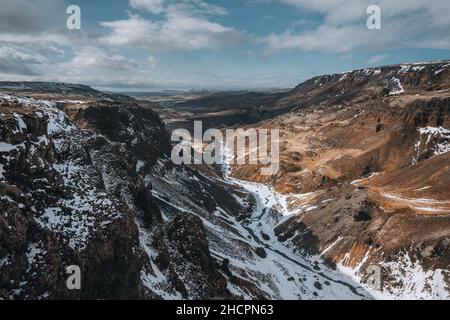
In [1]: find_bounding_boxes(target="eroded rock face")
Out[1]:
[1,61,449,300]
[0,92,232,300]
[165,214,232,299]
[0,95,148,299]
[228,61,450,298]
[70,102,170,169]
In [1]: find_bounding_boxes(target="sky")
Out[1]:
[0,0,450,91]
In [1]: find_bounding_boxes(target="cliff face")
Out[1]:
[0,88,374,300]
[0,94,148,299]
[273,61,450,113]
[0,92,235,299]
[229,61,450,298]
[1,61,449,300]
[232,61,450,192]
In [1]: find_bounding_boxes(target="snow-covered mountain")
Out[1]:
[0,91,366,299]
[1,60,449,300]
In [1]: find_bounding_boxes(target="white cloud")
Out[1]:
[281,0,367,25]
[186,0,229,16]
[281,0,450,25]
[0,41,66,76]
[100,10,243,51]
[101,1,236,52]
[0,0,244,88]
[367,54,388,65]
[1,0,447,89]
[267,0,450,53]
[129,0,229,16]
[147,56,158,69]
[0,46,46,64]
[0,46,43,75]
[64,47,138,72]
[264,26,365,53]
[130,0,165,14]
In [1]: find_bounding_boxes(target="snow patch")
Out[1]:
[0,163,5,180]
[0,142,17,152]
[434,63,450,75]
[398,65,411,74]
[389,77,405,95]
[13,113,27,132]
[412,126,450,164]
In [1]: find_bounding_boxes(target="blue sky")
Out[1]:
[0,0,449,91]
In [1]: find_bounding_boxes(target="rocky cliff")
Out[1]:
[1,60,449,300]
[230,61,450,298]
[0,90,240,299]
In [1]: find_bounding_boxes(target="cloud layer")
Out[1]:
[266,0,450,53]
[0,0,449,89]
[0,0,245,87]
[99,11,243,51]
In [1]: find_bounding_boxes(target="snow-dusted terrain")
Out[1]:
[413,126,450,164]
[1,59,450,300]
[218,144,450,300]
[220,145,372,299]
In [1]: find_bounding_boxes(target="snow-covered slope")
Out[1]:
[0,92,371,299]
[1,59,450,300]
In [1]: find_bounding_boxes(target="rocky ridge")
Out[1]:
[230,61,450,298]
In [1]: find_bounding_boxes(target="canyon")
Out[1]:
[0,60,449,299]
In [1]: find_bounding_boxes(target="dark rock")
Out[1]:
[260,231,271,241]
[167,214,233,299]
[314,281,323,290]
[255,247,267,259]
[353,211,372,222]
